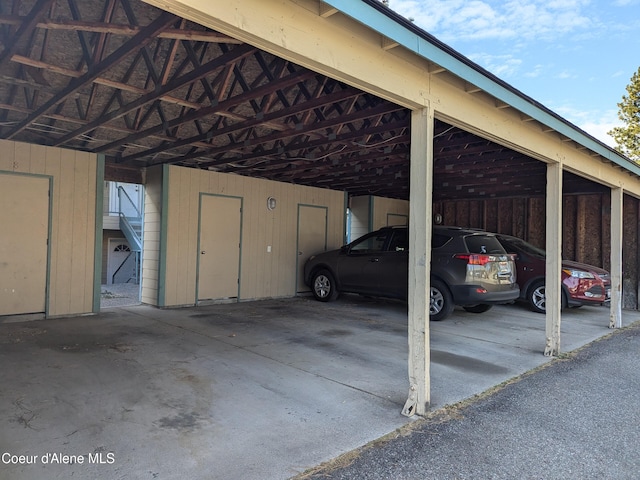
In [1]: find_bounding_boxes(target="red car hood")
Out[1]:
[562,259,610,280]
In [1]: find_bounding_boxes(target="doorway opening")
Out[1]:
[101,181,143,308]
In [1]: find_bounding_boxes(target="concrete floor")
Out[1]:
[1,296,637,480]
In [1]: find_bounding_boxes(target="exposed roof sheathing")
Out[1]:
[0,0,619,199]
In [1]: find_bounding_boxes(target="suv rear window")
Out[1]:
[464,235,505,254]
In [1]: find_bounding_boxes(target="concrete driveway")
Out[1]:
[1,296,636,480]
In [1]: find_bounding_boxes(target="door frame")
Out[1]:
[0,170,53,318]
[196,193,244,303]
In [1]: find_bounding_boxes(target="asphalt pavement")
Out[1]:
[299,321,640,480]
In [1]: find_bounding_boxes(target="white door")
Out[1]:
[297,205,328,292]
[198,195,242,301]
[0,174,49,316]
[106,239,134,284]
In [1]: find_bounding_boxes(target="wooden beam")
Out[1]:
[3,10,179,140]
[544,161,563,356]
[319,2,339,18]
[404,106,433,416]
[609,186,623,328]
[0,15,242,43]
[381,36,399,51]
[0,0,55,70]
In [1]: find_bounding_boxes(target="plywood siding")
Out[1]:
[348,195,409,236]
[372,197,409,230]
[0,140,97,317]
[161,166,344,306]
[141,165,163,306]
[623,195,639,310]
[349,195,371,241]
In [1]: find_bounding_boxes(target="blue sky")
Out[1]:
[387,0,640,147]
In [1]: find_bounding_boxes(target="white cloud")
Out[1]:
[524,64,546,78]
[552,105,621,147]
[467,53,523,78]
[579,121,619,147]
[556,70,576,79]
[389,0,593,42]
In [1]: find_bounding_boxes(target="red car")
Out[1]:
[496,234,611,313]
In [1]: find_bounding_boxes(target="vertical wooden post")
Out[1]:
[403,107,433,416]
[545,161,562,356]
[609,186,623,329]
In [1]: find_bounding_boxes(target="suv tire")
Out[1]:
[430,279,454,321]
[311,269,339,302]
[463,304,493,314]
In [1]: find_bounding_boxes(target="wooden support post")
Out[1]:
[609,186,623,329]
[544,162,562,356]
[403,107,433,417]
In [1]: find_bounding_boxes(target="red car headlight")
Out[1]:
[562,268,595,279]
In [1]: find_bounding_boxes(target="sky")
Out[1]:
[386,0,640,147]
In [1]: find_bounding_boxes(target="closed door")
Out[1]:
[106,239,133,284]
[0,174,49,316]
[198,195,242,301]
[297,205,328,292]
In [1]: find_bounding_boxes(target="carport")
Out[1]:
[1,0,640,422]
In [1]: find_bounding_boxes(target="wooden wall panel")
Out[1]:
[623,195,639,310]
[372,196,409,230]
[484,199,499,233]
[512,199,526,239]
[528,197,546,247]
[161,166,345,306]
[496,199,513,235]
[563,195,577,261]
[601,193,611,272]
[0,140,97,317]
[469,200,482,228]
[141,165,163,305]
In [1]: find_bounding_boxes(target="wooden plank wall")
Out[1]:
[434,193,640,309]
[623,196,639,309]
[372,197,410,230]
[0,140,97,317]
[160,165,345,307]
[141,165,163,306]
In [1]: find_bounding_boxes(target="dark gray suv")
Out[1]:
[303,226,519,321]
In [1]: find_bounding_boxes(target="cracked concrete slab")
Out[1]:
[1,296,636,479]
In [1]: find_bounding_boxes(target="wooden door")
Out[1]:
[0,174,49,316]
[198,195,242,301]
[297,205,328,292]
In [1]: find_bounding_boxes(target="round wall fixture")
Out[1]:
[433,213,443,225]
[267,196,277,210]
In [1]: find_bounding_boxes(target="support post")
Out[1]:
[544,161,562,356]
[403,106,433,416]
[609,186,623,329]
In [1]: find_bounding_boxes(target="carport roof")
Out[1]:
[0,0,636,200]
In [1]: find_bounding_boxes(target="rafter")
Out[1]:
[2,10,179,140]
[52,43,256,147]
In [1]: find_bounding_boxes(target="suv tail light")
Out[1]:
[454,253,515,265]
[454,253,492,265]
